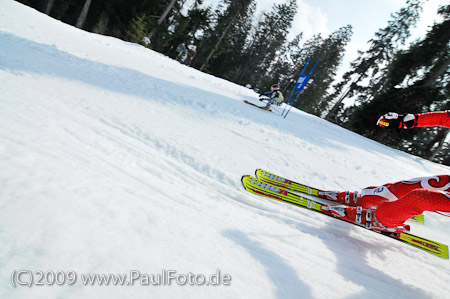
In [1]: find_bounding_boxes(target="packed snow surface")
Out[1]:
[1,1,449,298]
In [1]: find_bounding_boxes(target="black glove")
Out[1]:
[377,112,417,129]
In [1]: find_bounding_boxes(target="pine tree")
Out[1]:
[164,0,213,60]
[233,0,298,91]
[294,26,353,116]
[125,14,149,44]
[197,0,253,72]
[326,0,424,122]
[347,4,450,165]
[266,32,303,94]
[144,0,188,52]
[146,0,177,40]
[207,1,256,77]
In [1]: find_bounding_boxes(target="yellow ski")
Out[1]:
[242,175,448,259]
[256,169,425,224]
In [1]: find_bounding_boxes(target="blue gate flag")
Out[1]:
[295,74,311,91]
[282,59,319,118]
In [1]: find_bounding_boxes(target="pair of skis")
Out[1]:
[241,169,448,259]
[243,100,272,111]
[243,99,282,113]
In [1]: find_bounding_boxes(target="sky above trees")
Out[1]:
[201,0,448,76]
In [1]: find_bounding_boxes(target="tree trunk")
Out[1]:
[147,0,177,40]
[93,12,109,34]
[325,71,366,121]
[425,128,450,160]
[421,56,450,88]
[44,0,55,15]
[76,0,92,29]
[200,12,239,72]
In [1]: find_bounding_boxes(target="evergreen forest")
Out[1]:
[18,0,450,165]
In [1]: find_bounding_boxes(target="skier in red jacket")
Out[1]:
[321,110,450,232]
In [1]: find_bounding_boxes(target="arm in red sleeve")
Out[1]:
[416,110,450,128]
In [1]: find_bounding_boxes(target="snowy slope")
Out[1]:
[1,1,450,298]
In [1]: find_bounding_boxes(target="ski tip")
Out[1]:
[241,175,251,188]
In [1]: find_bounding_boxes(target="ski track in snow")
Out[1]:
[1,1,450,298]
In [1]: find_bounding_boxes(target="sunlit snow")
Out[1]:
[1,1,449,298]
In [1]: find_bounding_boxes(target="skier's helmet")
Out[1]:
[271,83,280,91]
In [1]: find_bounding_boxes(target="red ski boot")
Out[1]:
[321,204,410,233]
[319,191,360,206]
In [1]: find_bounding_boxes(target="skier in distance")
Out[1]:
[259,83,284,108]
